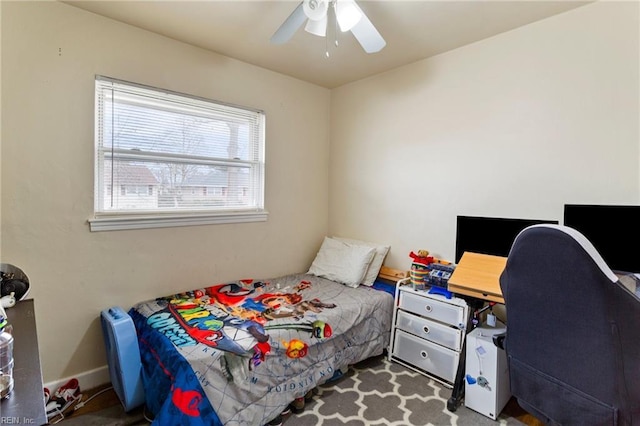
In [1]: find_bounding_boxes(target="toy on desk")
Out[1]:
[409,250,434,266]
[426,260,455,298]
[426,263,455,288]
[428,286,453,299]
[409,250,456,295]
[409,250,434,290]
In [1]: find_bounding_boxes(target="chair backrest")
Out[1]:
[500,224,640,425]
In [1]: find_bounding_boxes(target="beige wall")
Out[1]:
[2,0,639,389]
[330,1,640,269]
[1,1,330,383]
[0,2,3,259]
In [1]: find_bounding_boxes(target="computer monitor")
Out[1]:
[563,204,640,273]
[455,215,559,263]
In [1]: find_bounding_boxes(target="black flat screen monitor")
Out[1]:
[563,204,640,273]
[455,215,559,263]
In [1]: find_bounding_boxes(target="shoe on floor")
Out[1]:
[46,378,82,421]
[266,414,283,426]
[289,396,305,414]
[304,390,314,401]
[44,387,50,404]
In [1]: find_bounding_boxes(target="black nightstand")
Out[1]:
[0,299,47,425]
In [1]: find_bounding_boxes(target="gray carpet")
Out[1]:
[60,355,525,426]
[287,355,524,426]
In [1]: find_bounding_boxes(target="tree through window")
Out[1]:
[90,76,266,231]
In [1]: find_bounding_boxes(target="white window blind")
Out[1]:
[90,76,267,231]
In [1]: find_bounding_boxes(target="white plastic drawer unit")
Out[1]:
[398,290,466,328]
[388,283,468,387]
[395,309,464,351]
[392,329,460,383]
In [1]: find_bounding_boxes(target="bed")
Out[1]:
[119,237,397,426]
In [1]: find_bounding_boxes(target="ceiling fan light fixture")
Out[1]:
[303,0,329,21]
[305,15,327,37]
[271,0,385,54]
[336,0,362,32]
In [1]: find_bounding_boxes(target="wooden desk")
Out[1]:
[445,252,507,413]
[0,299,47,425]
[447,252,507,304]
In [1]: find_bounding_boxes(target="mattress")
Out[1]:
[129,272,394,425]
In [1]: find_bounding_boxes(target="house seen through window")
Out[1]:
[90,76,267,231]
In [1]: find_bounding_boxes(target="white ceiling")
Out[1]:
[63,0,591,89]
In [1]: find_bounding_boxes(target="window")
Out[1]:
[90,76,267,231]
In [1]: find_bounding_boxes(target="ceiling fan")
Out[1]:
[271,0,386,55]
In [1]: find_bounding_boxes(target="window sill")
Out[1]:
[88,210,268,232]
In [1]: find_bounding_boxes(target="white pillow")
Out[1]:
[308,237,376,288]
[334,237,390,286]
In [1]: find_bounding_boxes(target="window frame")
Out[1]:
[89,76,268,232]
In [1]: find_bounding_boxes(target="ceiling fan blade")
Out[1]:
[270,2,307,44]
[335,0,362,32]
[349,4,386,53]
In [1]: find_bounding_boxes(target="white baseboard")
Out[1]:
[44,365,111,394]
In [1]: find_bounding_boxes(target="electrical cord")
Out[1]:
[474,335,484,375]
[48,393,83,424]
[143,405,155,423]
[74,386,114,411]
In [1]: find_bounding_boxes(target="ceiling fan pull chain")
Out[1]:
[325,34,330,58]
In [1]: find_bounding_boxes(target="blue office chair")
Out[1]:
[499,224,640,425]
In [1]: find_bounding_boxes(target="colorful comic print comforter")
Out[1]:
[130,273,394,426]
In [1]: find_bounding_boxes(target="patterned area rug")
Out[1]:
[62,354,527,426]
[285,354,526,426]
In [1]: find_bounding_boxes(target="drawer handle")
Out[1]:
[422,326,430,334]
[424,305,433,313]
[420,350,428,359]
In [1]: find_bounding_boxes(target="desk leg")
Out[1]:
[447,298,485,412]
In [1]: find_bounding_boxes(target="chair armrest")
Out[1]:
[492,331,506,350]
